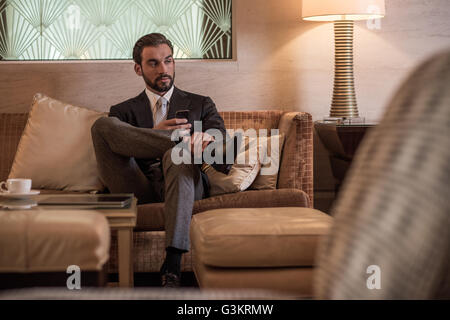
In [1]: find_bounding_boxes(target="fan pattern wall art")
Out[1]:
[0,0,232,60]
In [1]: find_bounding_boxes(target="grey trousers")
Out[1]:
[91,117,204,251]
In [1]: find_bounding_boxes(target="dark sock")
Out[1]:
[161,247,183,277]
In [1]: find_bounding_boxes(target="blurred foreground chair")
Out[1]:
[314,50,450,299]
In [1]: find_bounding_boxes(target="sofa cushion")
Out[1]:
[249,134,285,190]
[201,134,262,196]
[191,207,332,268]
[8,93,106,192]
[135,188,310,231]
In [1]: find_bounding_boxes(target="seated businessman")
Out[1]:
[91,33,232,288]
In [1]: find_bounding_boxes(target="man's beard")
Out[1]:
[143,72,175,93]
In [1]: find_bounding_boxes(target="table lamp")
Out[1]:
[302,0,385,122]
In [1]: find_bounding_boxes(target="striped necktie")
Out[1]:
[154,96,168,126]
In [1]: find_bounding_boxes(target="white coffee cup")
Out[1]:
[0,178,32,194]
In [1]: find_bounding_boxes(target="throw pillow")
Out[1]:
[8,93,106,191]
[202,134,263,196]
[249,133,285,190]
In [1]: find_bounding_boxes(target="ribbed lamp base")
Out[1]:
[330,20,358,118]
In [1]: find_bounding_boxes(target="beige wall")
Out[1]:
[1,0,449,209]
[2,0,449,116]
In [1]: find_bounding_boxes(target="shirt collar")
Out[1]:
[145,85,174,112]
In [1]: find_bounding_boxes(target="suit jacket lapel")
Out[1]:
[167,86,191,119]
[135,90,154,128]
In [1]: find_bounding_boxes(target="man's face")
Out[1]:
[135,44,175,94]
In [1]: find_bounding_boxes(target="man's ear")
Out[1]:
[134,63,142,76]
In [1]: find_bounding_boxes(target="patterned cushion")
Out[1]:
[201,134,263,196]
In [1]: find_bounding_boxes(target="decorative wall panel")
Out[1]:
[0,0,232,60]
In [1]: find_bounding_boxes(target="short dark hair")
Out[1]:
[132,33,174,65]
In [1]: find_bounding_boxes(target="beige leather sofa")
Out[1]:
[0,110,314,276]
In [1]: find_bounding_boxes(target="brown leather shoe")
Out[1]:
[161,272,181,288]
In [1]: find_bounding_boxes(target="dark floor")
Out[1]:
[108,272,199,288]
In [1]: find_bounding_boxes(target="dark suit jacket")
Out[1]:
[108,86,227,198]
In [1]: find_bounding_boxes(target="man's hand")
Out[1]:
[182,132,215,156]
[193,131,215,154]
[154,118,191,130]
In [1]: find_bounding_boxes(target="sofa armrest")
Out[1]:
[277,112,313,207]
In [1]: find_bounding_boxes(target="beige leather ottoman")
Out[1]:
[0,209,110,289]
[190,207,332,297]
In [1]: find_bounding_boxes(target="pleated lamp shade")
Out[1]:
[302,0,385,21]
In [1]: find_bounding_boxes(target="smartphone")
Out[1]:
[175,109,190,120]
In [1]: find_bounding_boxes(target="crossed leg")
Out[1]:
[91,116,204,251]
[91,116,175,204]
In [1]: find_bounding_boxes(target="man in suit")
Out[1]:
[91,33,231,288]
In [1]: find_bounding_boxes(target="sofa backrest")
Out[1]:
[0,111,284,183]
[220,111,283,132]
[0,113,28,183]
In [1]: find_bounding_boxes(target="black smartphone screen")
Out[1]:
[175,110,189,119]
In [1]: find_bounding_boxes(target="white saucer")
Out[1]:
[1,202,38,210]
[0,190,40,199]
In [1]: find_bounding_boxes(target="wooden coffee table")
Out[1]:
[0,193,137,288]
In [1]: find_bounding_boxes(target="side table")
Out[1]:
[315,121,376,193]
[92,196,137,288]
